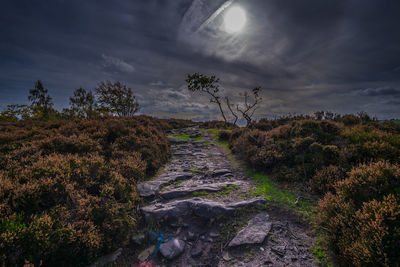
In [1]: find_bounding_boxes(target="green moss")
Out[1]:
[192,136,203,141]
[247,170,316,218]
[168,134,190,140]
[193,191,209,196]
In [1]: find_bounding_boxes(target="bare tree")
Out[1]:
[236,87,262,126]
[225,97,238,126]
[186,73,227,124]
[186,73,262,127]
[95,81,139,117]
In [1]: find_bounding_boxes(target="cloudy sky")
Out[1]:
[1,0,399,121]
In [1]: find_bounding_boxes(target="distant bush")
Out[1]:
[218,130,231,141]
[199,120,237,129]
[0,116,169,266]
[342,125,400,163]
[316,161,400,266]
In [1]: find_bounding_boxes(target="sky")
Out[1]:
[1,0,399,121]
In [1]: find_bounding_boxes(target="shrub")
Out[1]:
[316,161,400,266]
[310,165,344,194]
[342,125,400,163]
[218,130,231,141]
[0,117,170,266]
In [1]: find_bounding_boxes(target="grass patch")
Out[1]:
[192,136,203,141]
[247,170,316,218]
[168,134,190,140]
[311,239,333,267]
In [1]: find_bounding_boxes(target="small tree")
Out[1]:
[28,80,54,120]
[0,104,32,122]
[95,81,139,117]
[186,73,262,127]
[186,73,227,124]
[236,87,262,126]
[69,88,97,119]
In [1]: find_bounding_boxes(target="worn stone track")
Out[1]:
[116,127,318,267]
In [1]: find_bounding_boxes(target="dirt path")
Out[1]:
[116,126,318,267]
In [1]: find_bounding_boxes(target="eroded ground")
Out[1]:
[114,126,318,267]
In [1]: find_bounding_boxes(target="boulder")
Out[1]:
[159,238,185,260]
[228,212,272,247]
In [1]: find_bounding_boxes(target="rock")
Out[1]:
[88,248,122,267]
[137,246,155,262]
[141,197,266,222]
[159,238,185,260]
[209,231,220,238]
[228,212,272,247]
[222,251,234,261]
[191,244,203,258]
[212,169,231,177]
[160,181,244,199]
[131,233,146,245]
[137,172,193,197]
[271,245,286,257]
[168,137,187,144]
[187,231,196,241]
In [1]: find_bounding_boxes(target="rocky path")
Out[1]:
[123,127,317,267]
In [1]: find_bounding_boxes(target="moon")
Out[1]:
[224,6,246,33]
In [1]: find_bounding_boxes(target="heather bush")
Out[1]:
[230,119,342,181]
[342,125,400,163]
[316,161,400,266]
[310,165,345,194]
[0,117,170,266]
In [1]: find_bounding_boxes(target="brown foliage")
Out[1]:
[316,161,400,266]
[310,165,345,194]
[0,116,169,266]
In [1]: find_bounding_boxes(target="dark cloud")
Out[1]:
[352,87,400,97]
[1,0,400,119]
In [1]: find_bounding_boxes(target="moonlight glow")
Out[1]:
[224,6,246,33]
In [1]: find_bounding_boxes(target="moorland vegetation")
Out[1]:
[0,77,399,266]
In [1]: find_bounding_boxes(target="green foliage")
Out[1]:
[68,88,98,119]
[28,80,55,120]
[0,116,170,266]
[0,104,33,122]
[95,81,139,117]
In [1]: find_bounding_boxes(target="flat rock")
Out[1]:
[137,172,193,197]
[160,181,244,199]
[168,137,187,144]
[89,248,122,267]
[159,238,185,260]
[142,197,266,221]
[212,169,231,177]
[137,246,155,262]
[228,212,272,247]
[191,243,203,258]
